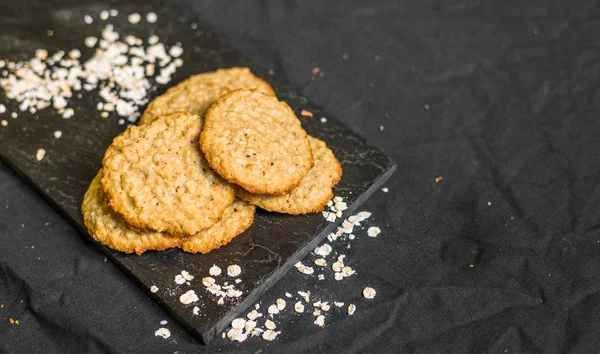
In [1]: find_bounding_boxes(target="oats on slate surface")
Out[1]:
[209,265,222,276]
[154,328,170,339]
[363,287,376,299]
[150,285,158,293]
[227,264,242,277]
[179,290,198,305]
[348,304,356,315]
[367,226,381,237]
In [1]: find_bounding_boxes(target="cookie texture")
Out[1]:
[102,111,235,236]
[201,89,313,195]
[82,171,181,255]
[139,67,275,125]
[180,198,256,254]
[237,136,342,214]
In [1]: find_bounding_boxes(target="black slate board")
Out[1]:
[0,0,396,343]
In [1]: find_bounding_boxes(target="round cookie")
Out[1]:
[180,198,256,254]
[201,89,313,195]
[82,171,182,255]
[102,111,235,236]
[139,67,275,125]
[236,136,342,214]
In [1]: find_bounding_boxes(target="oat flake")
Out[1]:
[150,285,158,293]
[209,265,222,276]
[264,319,276,330]
[154,328,170,339]
[179,290,199,304]
[363,287,376,299]
[227,264,241,277]
[348,304,356,315]
[367,226,381,237]
[294,301,304,313]
[35,149,45,161]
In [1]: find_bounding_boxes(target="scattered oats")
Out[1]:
[262,329,278,341]
[169,45,183,58]
[226,288,243,298]
[326,213,337,222]
[174,274,186,285]
[235,278,242,284]
[1,120,7,127]
[245,320,257,333]
[11,112,17,118]
[268,304,279,315]
[100,10,109,20]
[36,148,46,161]
[348,304,356,315]
[231,318,246,330]
[100,112,109,118]
[332,256,345,272]
[363,287,376,299]
[265,319,276,330]
[103,102,115,111]
[179,290,199,304]
[146,12,158,23]
[160,320,168,325]
[148,35,159,45]
[334,302,345,307]
[150,285,158,293]
[62,108,74,119]
[342,266,355,277]
[300,109,313,117]
[118,119,125,125]
[298,291,311,302]
[320,117,327,123]
[201,276,214,287]
[255,304,260,310]
[313,301,322,307]
[0,104,5,114]
[276,298,286,311]
[321,302,331,312]
[84,15,93,24]
[367,226,381,237]
[217,297,224,305]
[295,262,314,275]
[314,244,332,257]
[227,328,247,342]
[109,9,118,17]
[193,306,200,315]
[348,234,356,240]
[247,310,261,320]
[285,292,293,298]
[174,58,183,67]
[35,49,48,60]
[209,265,222,276]
[227,264,242,277]
[334,273,344,281]
[318,274,325,280]
[154,328,171,339]
[128,13,141,24]
[382,187,389,192]
[314,315,325,327]
[68,49,81,59]
[294,301,304,313]
[181,270,194,281]
[222,332,226,339]
[314,258,327,267]
[84,36,98,48]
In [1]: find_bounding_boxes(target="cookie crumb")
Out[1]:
[300,109,313,117]
[435,176,443,183]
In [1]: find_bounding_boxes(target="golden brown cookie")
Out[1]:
[179,198,256,254]
[201,89,313,196]
[102,112,235,236]
[139,67,275,125]
[82,171,182,255]
[236,136,342,214]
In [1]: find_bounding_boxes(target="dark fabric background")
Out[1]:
[2,0,600,352]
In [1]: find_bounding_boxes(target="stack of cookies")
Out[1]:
[82,68,342,255]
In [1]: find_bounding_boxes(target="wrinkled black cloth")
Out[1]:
[2,0,600,352]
